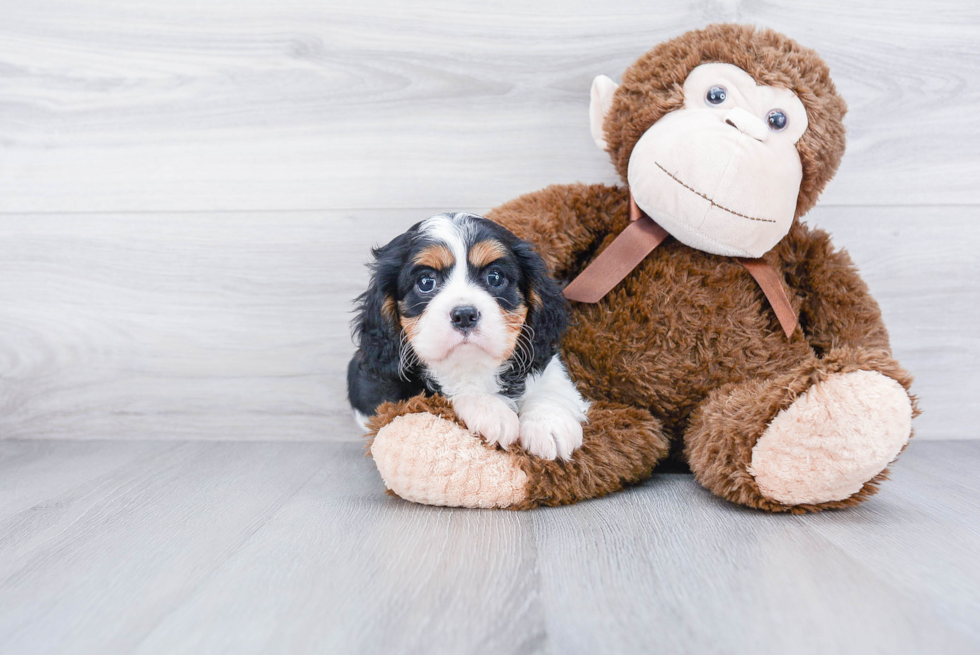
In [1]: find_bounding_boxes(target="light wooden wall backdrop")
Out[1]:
[0,0,977,441]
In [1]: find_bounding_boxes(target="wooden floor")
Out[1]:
[0,439,976,655]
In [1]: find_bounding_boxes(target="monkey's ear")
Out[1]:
[590,75,619,151]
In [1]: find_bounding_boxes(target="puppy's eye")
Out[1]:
[705,85,727,105]
[766,109,788,131]
[417,275,436,293]
[486,269,504,287]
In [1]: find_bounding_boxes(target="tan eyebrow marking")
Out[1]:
[414,244,455,270]
[468,239,508,268]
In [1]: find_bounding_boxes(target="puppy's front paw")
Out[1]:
[519,405,584,460]
[453,394,521,448]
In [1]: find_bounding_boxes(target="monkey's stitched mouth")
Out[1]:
[654,162,776,224]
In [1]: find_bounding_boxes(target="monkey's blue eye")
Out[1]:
[486,270,504,287]
[705,85,727,105]
[767,109,788,131]
[417,275,435,293]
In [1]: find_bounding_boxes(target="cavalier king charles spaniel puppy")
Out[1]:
[348,212,589,460]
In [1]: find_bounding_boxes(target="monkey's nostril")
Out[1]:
[723,107,768,142]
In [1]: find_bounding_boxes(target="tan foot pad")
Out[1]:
[371,412,529,508]
[749,370,913,505]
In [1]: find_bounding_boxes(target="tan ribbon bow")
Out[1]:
[562,193,799,339]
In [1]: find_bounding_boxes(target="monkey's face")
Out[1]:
[594,63,810,258]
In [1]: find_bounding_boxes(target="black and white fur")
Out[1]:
[348,212,589,460]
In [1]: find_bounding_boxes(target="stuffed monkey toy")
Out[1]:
[365,24,917,513]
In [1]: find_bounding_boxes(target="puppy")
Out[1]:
[348,212,589,460]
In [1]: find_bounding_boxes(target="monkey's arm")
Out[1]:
[487,183,629,279]
[781,223,891,354]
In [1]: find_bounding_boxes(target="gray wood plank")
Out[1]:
[889,441,980,493]
[0,441,338,655]
[132,456,543,655]
[530,457,980,654]
[0,440,977,654]
[0,206,974,441]
[794,441,980,644]
[0,440,177,518]
[0,0,977,213]
[0,210,379,441]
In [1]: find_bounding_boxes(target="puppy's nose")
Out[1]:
[450,305,480,331]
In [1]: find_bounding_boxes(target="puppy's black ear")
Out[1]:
[513,240,568,373]
[351,230,413,379]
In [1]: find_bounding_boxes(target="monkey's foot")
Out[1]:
[748,370,913,505]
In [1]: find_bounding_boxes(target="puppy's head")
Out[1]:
[354,212,566,379]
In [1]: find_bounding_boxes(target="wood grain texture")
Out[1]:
[0,5,975,652]
[0,206,974,441]
[0,439,977,654]
[0,0,975,440]
[0,0,978,213]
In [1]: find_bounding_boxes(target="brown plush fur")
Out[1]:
[513,402,670,509]
[366,25,914,512]
[366,394,670,508]
[488,181,915,511]
[491,182,902,420]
